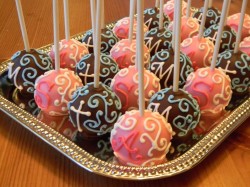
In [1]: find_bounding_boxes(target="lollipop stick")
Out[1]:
[173,0,182,92]
[186,0,191,18]
[15,0,30,52]
[159,0,164,30]
[101,0,105,29]
[210,0,229,70]
[208,0,213,8]
[53,0,60,71]
[90,0,96,56]
[129,0,135,42]
[137,0,145,116]
[198,0,209,39]
[224,0,231,26]
[234,0,248,53]
[63,0,70,41]
[94,0,102,88]
[155,0,159,8]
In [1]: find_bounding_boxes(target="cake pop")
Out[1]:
[111,0,173,166]
[75,53,119,86]
[226,13,250,40]
[239,36,250,56]
[112,17,149,40]
[110,39,150,69]
[163,0,187,21]
[150,49,194,89]
[204,24,236,53]
[145,0,173,56]
[180,0,215,70]
[68,0,122,139]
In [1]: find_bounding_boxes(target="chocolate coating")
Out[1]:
[150,49,194,89]
[144,27,173,56]
[144,7,170,30]
[216,50,250,97]
[0,70,15,100]
[82,27,119,54]
[148,88,201,160]
[193,7,221,29]
[8,49,53,95]
[68,82,122,139]
[204,25,236,53]
[75,53,119,86]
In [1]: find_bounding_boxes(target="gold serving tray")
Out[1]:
[0,30,249,180]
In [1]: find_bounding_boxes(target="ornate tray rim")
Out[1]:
[0,32,249,180]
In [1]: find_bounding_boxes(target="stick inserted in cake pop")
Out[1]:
[128,0,136,42]
[53,0,60,71]
[173,0,182,92]
[186,0,191,18]
[90,0,96,56]
[15,0,30,52]
[198,0,209,39]
[234,0,248,53]
[137,0,145,116]
[155,0,159,8]
[63,0,70,41]
[94,0,102,88]
[159,0,164,30]
[208,0,213,8]
[210,0,229,70]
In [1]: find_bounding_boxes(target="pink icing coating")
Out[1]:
[180,36,214,70]
[110,66,160,112]
[239,36,250,56]
[226,13,250,40]
[110,39,150,69]
[34,69,83,116]
[112,17,149,40]
[163,0,187,21]
[183,67,232,115]
[168,16,199,42]
[110,110,173,166]
[49,39,89,71]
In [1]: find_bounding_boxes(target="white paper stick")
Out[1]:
[94,0,102,88]
[15,0,30,52]
[172,1,177,50]
[173,0,182,92]
[159,0,164,30]
[53,0,60,71]
[210,0,229,70]
[198,0,209,39]
[90,0,96,56]
[224,0,231,26]
[234,0,248,53]
[186,0,191,18]
[129,0,135,42]
[136,0,145,116]
[63,0,70,41]
[101,0,105,29]
[155,0,159,8]
[208,0,213,8]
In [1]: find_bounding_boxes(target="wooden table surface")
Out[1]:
[0,0,249,186]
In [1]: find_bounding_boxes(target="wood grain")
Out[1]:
[0,0,249,186]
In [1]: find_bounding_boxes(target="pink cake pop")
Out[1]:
[168,0,199,42]
[168,16,199,42]
[49,0,89,71]
[239,36,250,56]
[180,0,215,70]
[34,69,83,116]
[110,65,160,112]
[34,0,83,116]
[110,39,150,69]
[113,17,149,40]
[49,39,89,71]
[163,0,187,21]
[226,13,250,40]
[110,0,173,166]
[184,0,233,119]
